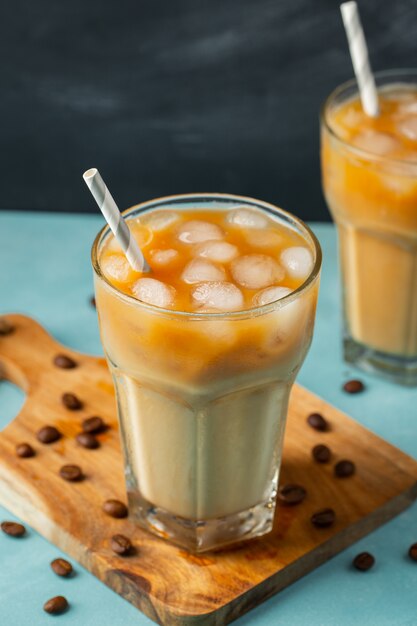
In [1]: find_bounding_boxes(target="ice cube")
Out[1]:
[280,247,313,280]
[253,286,292,306]
[397,117,417,141]
[398,101,417,115]
[177,220,224,244]
[231,254,284,290]
[105,224,152,254]
[150,248,179,267]
[181,259,226,284]
[131,278,176,308]
[192,282,244,312]
[244,229,283,249]
[101,255,132,283]
[143,210,179,232]
[353,131,399,156]
[226,207,268,228]
[196,241,238,262]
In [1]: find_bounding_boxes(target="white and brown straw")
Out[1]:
[340,1,379,117]
[83,168,150,273]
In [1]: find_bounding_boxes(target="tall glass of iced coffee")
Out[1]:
[321,70,417,385]
[92,193,321,552]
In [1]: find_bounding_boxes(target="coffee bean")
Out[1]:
[51,558,73,577]
[43,596,69,615]
[311,508,336,528]
[59,464,84,482]
[82,416,106,434]
[408,543,417,561]
[277,484,307,506]
[37,425,62,444]
[90,295,96,308]
[307,412,329,432]
[15,443,35,458]
[312,444,331,463]
[1,521,26,537]
[111,534,132,556]
[343,379,365,394]
[353,552,375,571]
[53,354,77,369]
[103,499,128,519]
[76,432,99,449]
[62,392,83,411]
[0,317,14,336]
[334,459,356,478]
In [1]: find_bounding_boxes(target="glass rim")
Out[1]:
[91,192,322,320]
[321,68,417,167]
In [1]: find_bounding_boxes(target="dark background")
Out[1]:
[1,0,416,221]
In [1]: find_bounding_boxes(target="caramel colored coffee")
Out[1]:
[93,197,320,551]
[322,84,417,359]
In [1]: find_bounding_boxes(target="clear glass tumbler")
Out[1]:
[92,193,321,552]
[321,70,417,386]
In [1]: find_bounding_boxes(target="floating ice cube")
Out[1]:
[131,278,176,308]
[353,131,400,156]
[143,210,179,232]
[196,241,238,262]
[226,207,268,228]
[280,247,313,280]
[101,255,132,283]
[150,248,179,267]
[244,229,283,249]
[177,220,224,244]
[181,259,226,284]
[398,101,417,115]
[231,254,284,290]
[253,286,292,306]
[397,117,417,141]
[106,224,152,254]
[192,282,244,312]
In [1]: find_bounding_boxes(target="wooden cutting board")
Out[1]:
[0,314,416,626]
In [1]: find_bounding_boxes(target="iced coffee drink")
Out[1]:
[322,71,417,385]
[92,194,321,552]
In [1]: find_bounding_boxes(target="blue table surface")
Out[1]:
[0,212,416,626]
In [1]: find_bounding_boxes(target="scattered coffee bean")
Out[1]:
[408,543,417,561]
[343,379,365,394]
[1,521,26,537]
[50,558,73,577]
[311,508,336,528]
[15,442,35,458]
[53,354,77,369]
[0,317,14,336]
[76,432,99,449]
[111,534,132,556]
[312,444,331,463]
[37,425,62,444]
[353,552,375,571]
[90,295,96,308]
[43,596,69,615]
[334,459,356,478]
[82,415,106,434]
[103,499,128,519]
[59,464,84,482]
[277,484,307,506]
[61,392,83,411]
[307,412,329,432]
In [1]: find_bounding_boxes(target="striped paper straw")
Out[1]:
[340,1,379,117]
[83,168,150,273]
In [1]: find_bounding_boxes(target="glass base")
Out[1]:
[127,488,277,553]
[344,336,417,386]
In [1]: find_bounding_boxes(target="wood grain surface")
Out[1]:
[0,314,416,626]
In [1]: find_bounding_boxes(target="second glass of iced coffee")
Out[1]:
[321,70,417,385]
[92,194,321,552]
